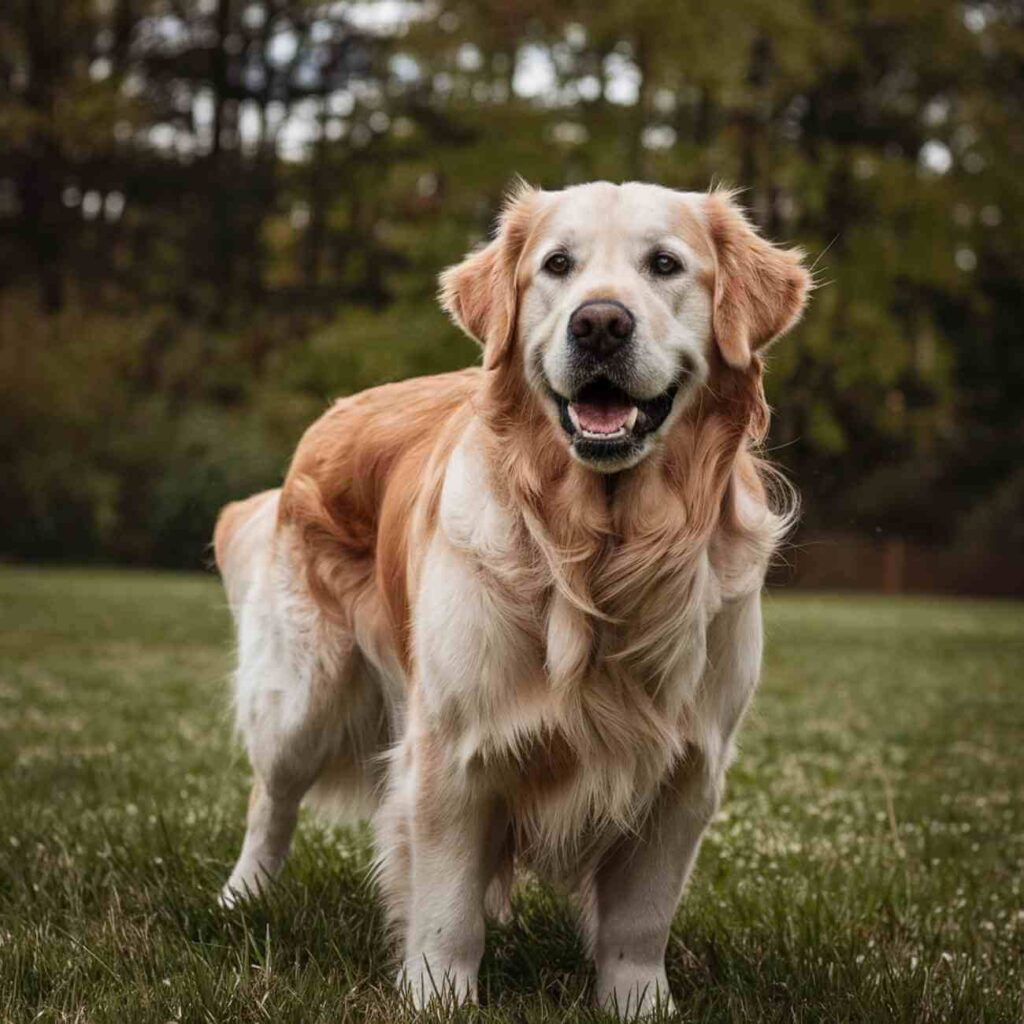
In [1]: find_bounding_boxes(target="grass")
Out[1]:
[0,565,1021,1023]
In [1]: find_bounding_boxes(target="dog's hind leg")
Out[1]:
[220,588,354,905]
[222,776,308,906]
[221,638,383,907]
[217,497,375,906]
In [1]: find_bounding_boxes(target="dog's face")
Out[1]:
[518,183,714,471]
[441,181,809,472]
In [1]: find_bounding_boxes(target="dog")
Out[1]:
[213,180,810,1016]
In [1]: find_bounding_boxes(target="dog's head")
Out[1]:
[441,181,810,472]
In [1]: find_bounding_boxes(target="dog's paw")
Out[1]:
[218,862,271,909]
[398,957,478,1010]
[596,962,675,1019]
[217,882,248,910]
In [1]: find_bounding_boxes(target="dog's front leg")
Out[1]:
[590,756,720,1018]
[592,592,763,1017]
[400,735,504,1008]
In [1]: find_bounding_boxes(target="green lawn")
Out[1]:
[0,566,1021,1023]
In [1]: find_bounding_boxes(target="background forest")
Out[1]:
[1,0,1022,588]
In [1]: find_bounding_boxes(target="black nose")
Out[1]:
[568,300,635,358]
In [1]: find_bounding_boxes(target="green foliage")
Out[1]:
[0,294,294,565]
[280,302,479,401]
[1,0,1022,566]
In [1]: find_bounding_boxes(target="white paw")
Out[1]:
[217,882,250,910]
[218,863,271,908]
[398,957,478,1010]
[597,962,675,1019]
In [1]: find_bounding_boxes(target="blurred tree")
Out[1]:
[0,0,1021,569]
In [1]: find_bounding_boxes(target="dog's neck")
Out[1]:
[474,358,778,690]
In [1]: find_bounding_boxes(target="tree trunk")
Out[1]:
[20,0,64,311]
[304,94,330,292]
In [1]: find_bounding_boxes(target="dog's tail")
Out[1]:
[213,489,280,614]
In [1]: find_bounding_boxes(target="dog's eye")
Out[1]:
[650,252,684,277]
[543,252,573,276]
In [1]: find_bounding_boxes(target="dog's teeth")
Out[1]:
[581,427,626,440]
[567,405,581,431]
[625,407,639,430]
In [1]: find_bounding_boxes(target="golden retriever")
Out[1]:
[213,181,810,1016]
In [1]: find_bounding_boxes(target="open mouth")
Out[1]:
[551,377,679,457]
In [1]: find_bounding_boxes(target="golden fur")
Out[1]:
[213,181,810,1014]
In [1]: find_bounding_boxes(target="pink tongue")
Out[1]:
[571,399,633,434]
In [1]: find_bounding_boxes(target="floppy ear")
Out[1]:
[706,190,811,370]
[439,182,539,370]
